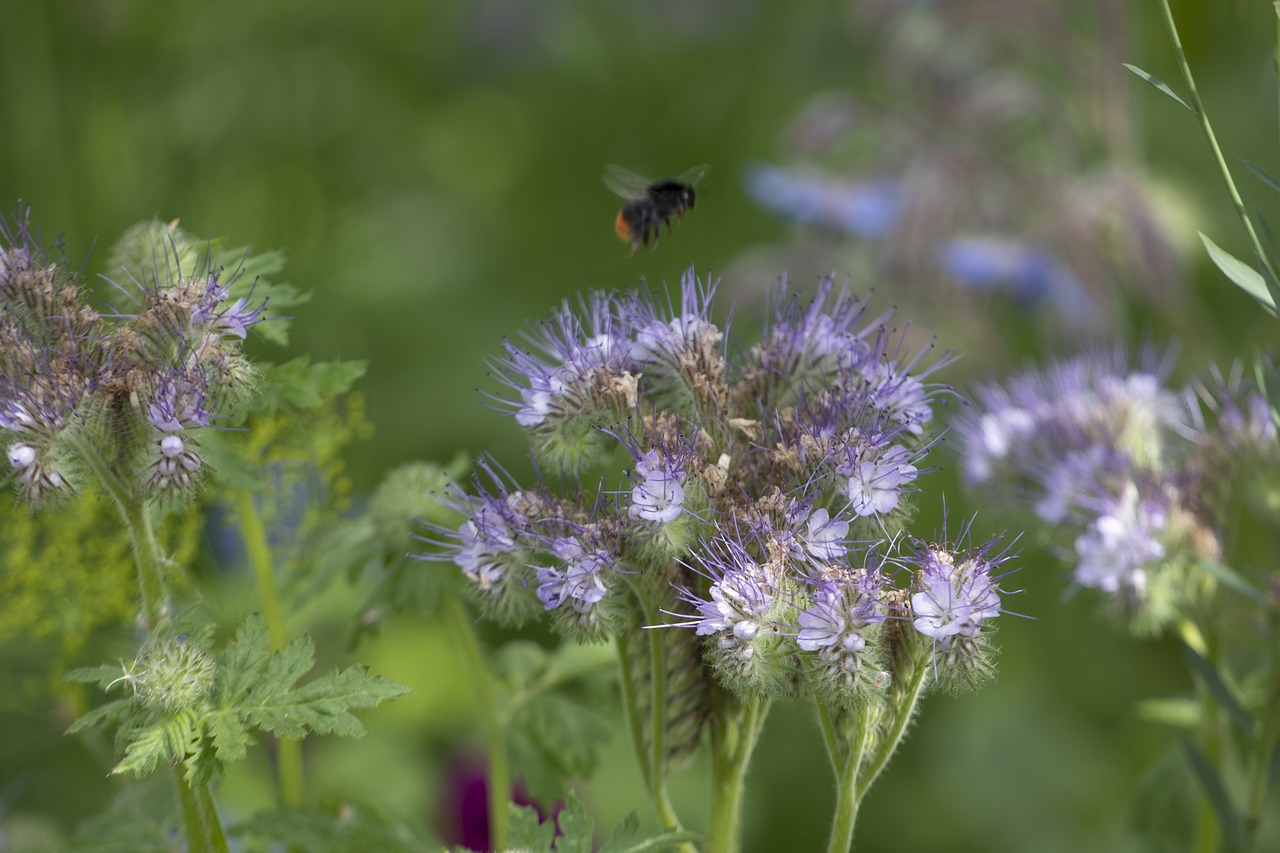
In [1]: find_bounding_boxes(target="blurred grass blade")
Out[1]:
[1244,160,1280,195]
[1195,557,1271,608]
[1181,737,1244,851]
[1200,232,1278,316]
[1135,697,1200,729]
[1124,63,1196,112]
[1179,639,1254,739]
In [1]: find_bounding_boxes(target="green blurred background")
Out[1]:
[2,0,1278,850]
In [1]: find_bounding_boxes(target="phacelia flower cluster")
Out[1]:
[426,269,1015,703]
[0,210,266,505]
[957,349,1280,634]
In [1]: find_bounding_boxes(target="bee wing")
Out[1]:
[604,164,652,200]
[674,163,710,186]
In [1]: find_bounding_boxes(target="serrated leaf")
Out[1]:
[217,614,274,705]
[1200,232,1278,316]
[1195,557,1271,608]
[112,709,201,778]
[1124,63,1195,112]
[66,697,136,735]
[507,800,559,850]
[240,660,409,740]
[1179,639,1254,739]
[206,708,253,764]
[66,664,134,686]
[252,357,367,416]
[1181,737,1244,850]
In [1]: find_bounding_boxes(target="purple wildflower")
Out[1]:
[490,290,635,428]
[628,449,687,524]
[622,268,723,369]
[796,570,885,652]
[799,507,850,564]
[671,534,781,650]
[534,536,611,611]
[845,443,919,517]
[909,546,1003,643]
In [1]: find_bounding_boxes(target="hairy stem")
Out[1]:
[707,694,771,853]
[442,591,509,849]
[235,489,305,807]
[174,769,231,853]
[822,702,871,853]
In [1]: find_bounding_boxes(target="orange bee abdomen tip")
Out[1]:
[614,210,632,241]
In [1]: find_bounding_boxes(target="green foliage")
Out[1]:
[488,792,699,853]
[0,486,201,660]
[493,642,617,805]
[66,615,409,785]
[232,802,436,853]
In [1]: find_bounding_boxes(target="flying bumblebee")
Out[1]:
[605,164,709,256]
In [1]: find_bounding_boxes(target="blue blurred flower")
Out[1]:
[936,235,1095,324]
[744,163,903,239]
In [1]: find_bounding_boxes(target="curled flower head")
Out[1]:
[909,546,1003,643]
[796,566,890,704]
[534,535,612,612]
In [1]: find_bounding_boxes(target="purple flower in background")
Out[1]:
[1072,483,1167,595]
[937,235,1095,324]
[745,163,903,239]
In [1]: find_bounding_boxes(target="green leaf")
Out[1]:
[232,802,435,853]
[1195,557,1272,608]
[232,629,409,740]
[66,697,136,735]
[1181,737,1244,850]
[497,643,617,804]
[206,708,254,764]
[1123,63,1195,112]
[1179,639,1254,739]
[1200,232,1278,316]
[217,614,274,706]
[1244,160,1280,196]
[112,709,202,778]
[507,799,559,850]
[252,357,368,417]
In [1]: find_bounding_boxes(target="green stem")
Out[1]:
[707,695,771,853]
[823,703,871,853]
[855,662,929,798]
[644,619,683,833]
[1179,619,1224,853]
[1245,659,1280,849]
[66,439,231,852]
[234,490,304,807]
[66,432,167,625]
[615,634,653,791]
[442,592,509,850]
[1157,0,1276,281]
[174,769,231,853]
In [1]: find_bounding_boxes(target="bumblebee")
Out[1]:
[605,164,709,256]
